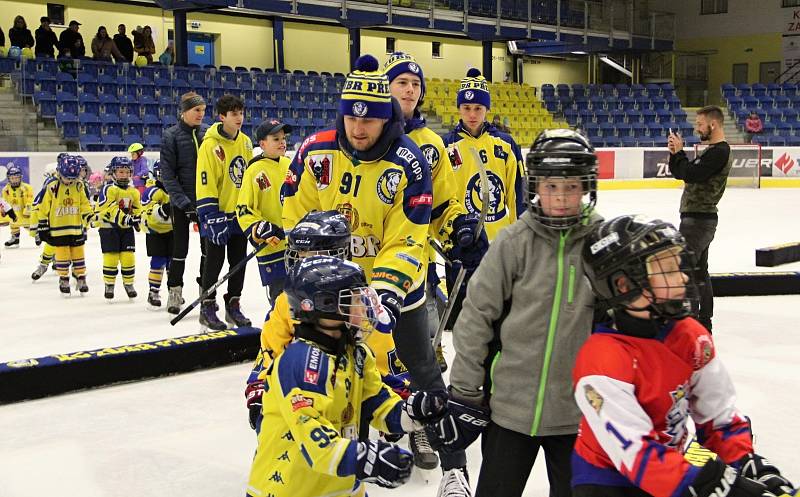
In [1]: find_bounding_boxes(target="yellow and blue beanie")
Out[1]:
[457,68,491,109]
[340,54,393,119]
[383,51,426,104]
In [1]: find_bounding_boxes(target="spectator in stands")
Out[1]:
[9,16,34,49]
[134,25,156,64]
[34,17,58,58]
[0,27,5,47]
[91,26,124,63]
[158,40,174,65]
[492,114,509,133]
[58,20,85,58]
[160,92,209,315]
[667,105,731,332]
[113,24,134,63]
[745,111,763,144]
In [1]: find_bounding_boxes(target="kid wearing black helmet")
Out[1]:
[432,129,603,497]
[245,254,447,497]
[572,214,797,497]
[141,160,174,308]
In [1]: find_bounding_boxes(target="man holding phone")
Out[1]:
[667,105,731,332]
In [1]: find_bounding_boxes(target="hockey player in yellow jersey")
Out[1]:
[98,157,142,300]
[1,165,33,248]
[196,94,253,331]
[141,160,173,308]
[30,161,61,281]
[237,119,292,307]
[246,254,448,497]
[37,156,93,296]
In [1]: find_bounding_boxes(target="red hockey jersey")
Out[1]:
[572,317,753,497]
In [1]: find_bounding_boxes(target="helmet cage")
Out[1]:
[524,155,598,229]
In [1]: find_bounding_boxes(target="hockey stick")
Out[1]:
[431,148,489,350]
[170,236,278,326]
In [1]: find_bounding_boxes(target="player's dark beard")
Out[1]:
[698,128,711,141]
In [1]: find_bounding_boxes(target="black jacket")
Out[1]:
[160,120,208,211]
[9,27,33,48]
[34,27,57,56]
[0,27,5,47]
[58,29,84,58]
[113,33,133,62]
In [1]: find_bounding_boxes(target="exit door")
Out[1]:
[760,61,780,83]
[187,33,215,66]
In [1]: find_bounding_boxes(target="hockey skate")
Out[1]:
[59,277,71,297]
[224,296,252,327]
[4,233,20,248]
[436,343,448,373]
[409,429,439,470]
[148,289,161,308]
[76,275,89,294]
[104,284,115,300]
[124,284,137,299]
[31,264,48,281]
[437,467,472,497]
[200,300,227,331]
[166,286,183,314]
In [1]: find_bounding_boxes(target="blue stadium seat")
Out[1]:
[80,134,103,151]
[56,72,78,94]
[783,108,798,122]
[594,109,610,123]
[101,114,123,136]
[615,123,632,137]
[785,135,800,146]
[161,115,178,127]
[642,109,656,122]
[655,109,672,123]
[610,110,626,124]
[598,122,615,137]
[57,112,80,139]
[99,93,121,116]
[620,136,638,147]
[123,115,143,137]
[35,91,57,118]
[124,133,143,146]
[781,83,798,97]
[80,113,102,135]
[144,134,162,150]
[103,134,126,151]
[79,94,101,115]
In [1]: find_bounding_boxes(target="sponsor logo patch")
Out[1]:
[291,394,314,411]
[304,347,322,384]
[409,193,432,207]
[584,384,604,413]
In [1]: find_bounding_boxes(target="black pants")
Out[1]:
[476,423,575,497]
[679,216,718,330]
[168,205,205,289]
[392,302,466,470]
[201,233,247,301]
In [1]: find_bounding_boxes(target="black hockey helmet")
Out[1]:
[285,210,351,272]
[286,255,378,338]
[583,214,696,319]
[525,128,598,229]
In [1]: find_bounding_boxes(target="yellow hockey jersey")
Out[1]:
[246,332,404,497]
[141,183,172,235]
[443,121,525,242]
[1,182,34,225]
[98,183,143,229]
[237,154,290,282]
[282,128,432,310]
[196,123,253,235]
[38,180,93,238]
[29,176,58,229]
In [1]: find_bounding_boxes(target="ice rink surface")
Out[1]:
[0,187,799,496]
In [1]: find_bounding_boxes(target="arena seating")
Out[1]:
[721,83,800,146]
[4,58,346,151]
[542,83,698,147]
[423,79,569,147]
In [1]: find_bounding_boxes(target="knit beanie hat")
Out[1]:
[457,68,491,109]
[339,55,393,119]
[383,51,426,104]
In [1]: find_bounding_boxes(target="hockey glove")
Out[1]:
[737,453,796,496]
[245,379,265,431]
[202,213,230,246]
[426,397,490,453]
[447,213,488,271]
[374,290,402,334]
[687,458,773,497]
[37,219,50,244]
[404,389,449,422]
[154,204,171,224]
[250,221,285,248]
[356,439,413,489]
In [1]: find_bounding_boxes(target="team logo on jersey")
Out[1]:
[290,394,314,411]
[376,169,402,205]
[387,349,409,377]
[342,403,355,424]
[465,170,506,222]
[693,334,714,368]
[583,385,604,413]
[214,145,225,163]
[663,382,690,448]
[255,171,271,191]
[309,154,333,190]
[352,102,368,117]
[228,156,247,188]
[354,346,366,377]
[419,144,440,171]
[464,90,474,101]
[336,202,360,230]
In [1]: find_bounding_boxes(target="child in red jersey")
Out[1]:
[573,214,797,497]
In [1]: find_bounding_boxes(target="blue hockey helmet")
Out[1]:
[57,156,81,180]
[6,164,22,186]
[285,210,351,272]
[286,255,378,337]
[151,160,162,182]
[109,156,132,187]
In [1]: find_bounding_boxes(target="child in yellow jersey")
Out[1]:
[246,254,448,497]
[141,160,173,309]
[2,165,34,248]
[98,157,142,301]
[30,163,60,281]
[237,119,292,307]
[245,211,407,432]
[37,156,93,296]
[196,94,253,331]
